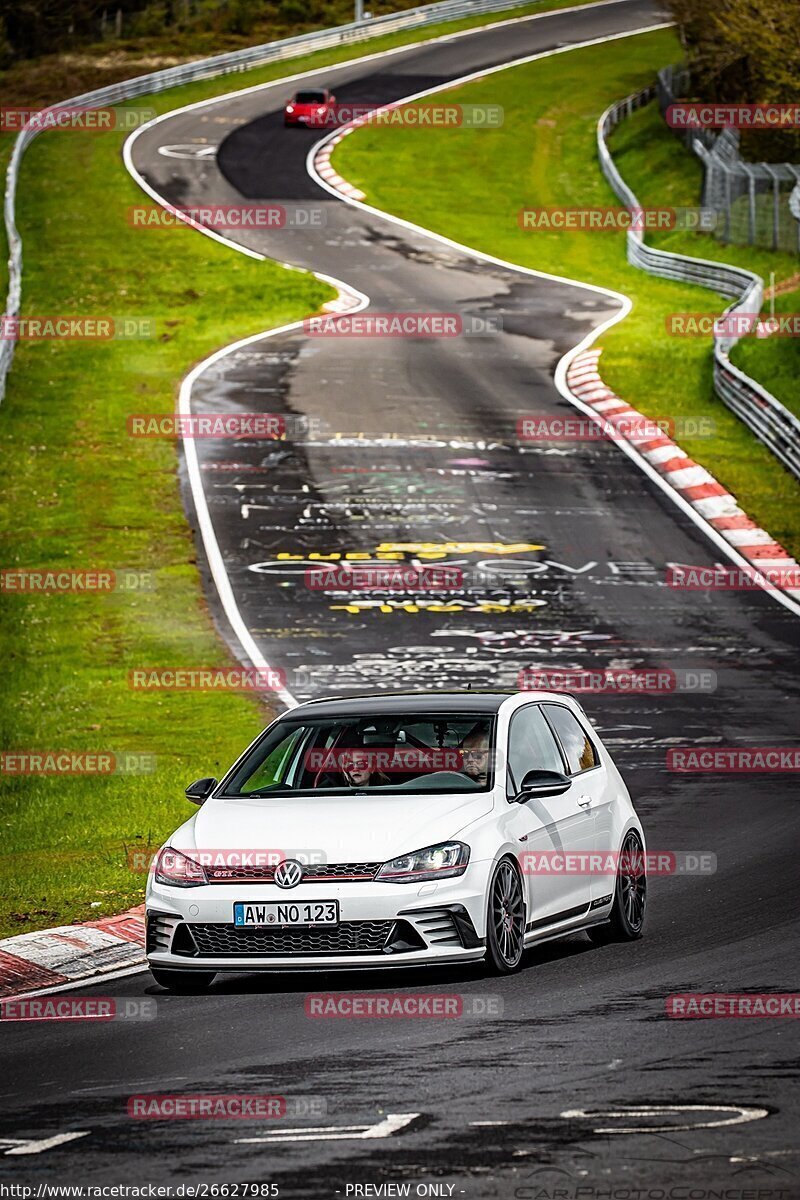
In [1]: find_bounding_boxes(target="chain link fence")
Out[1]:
[656,64,800,253]
[598,88,800,484]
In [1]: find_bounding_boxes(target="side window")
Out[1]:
[543,705,598,774]
[239,727,305,793]
[507,705,565,791]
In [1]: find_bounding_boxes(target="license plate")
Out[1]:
[233,901,339,927]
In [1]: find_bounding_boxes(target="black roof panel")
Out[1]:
[280,692,513,719]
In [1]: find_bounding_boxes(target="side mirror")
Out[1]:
[185,777,217,805]
[514,769,571,801]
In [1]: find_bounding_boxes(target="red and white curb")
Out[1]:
[0,906,145,998]
[566,348,800,600]
[313,134,365,202]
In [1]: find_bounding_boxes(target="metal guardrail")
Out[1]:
[597,87,800,483]
[1,0,544,404]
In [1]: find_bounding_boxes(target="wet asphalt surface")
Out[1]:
[2,0,799,1193]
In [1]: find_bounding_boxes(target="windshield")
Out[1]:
[222,714,495,796]
[294,91,327,104]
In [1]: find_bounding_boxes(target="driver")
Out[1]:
[338,748,390,789]
[459,726,491,786]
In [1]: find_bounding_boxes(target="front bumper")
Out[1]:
[146,868,489,972]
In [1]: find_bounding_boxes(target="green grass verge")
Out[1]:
[332,26,800,560]
[0,0,600,938]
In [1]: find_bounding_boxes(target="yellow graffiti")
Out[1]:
[376,542,545,559]
[276,551,404,561]
[330,601,546,615]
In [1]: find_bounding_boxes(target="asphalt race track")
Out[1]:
[2,0,800,1192]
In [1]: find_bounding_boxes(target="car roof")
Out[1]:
[279,692,515,719]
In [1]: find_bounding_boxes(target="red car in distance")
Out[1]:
[284,88,337,128]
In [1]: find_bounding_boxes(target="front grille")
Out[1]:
[182,920,394,957]
[204,861,381,884]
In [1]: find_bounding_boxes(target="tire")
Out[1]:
[150,966,216,992]
[485,858,526,974]
[587,829,647,944]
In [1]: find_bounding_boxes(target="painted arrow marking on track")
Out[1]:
[561,1106,769,1134]
[235,1112,421,1144]
[1,1132,90,1155]
[157,144,216,159]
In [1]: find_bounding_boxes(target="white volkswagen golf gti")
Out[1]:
[146,691,646,990]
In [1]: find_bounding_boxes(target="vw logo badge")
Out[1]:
[274,859,303,889]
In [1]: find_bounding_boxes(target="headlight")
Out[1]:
[286,104,294,113]
[376,841,470,883]
[154,847,207,887]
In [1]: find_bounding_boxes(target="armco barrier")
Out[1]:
[1,0,547,405]
[597,87,800,483]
